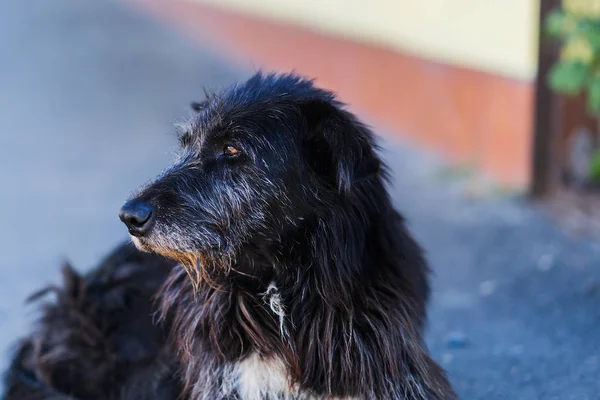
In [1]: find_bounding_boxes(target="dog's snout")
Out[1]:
[119,200,154,237]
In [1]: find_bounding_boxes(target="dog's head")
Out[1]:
[119,73,381,283]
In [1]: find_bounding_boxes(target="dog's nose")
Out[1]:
[119,200,154,236]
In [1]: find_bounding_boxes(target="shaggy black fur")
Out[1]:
[4,72,456,399]
[2,243,180,399]
[125,72,456,399]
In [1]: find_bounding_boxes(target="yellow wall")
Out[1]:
[186,0,540,81]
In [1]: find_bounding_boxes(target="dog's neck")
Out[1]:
[158,196,451,399]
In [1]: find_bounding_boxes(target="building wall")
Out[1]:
[131,0,541,188]
[187,0,540,81]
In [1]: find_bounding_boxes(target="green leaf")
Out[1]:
[546,9,568,37]
[587,76,600,113]
[578,21,600,50]
[589,150,600,181]
[548,61,589,94]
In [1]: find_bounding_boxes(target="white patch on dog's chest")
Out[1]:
[234,353,291,399]
[230,353,359,400]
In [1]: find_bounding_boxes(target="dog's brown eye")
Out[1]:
[223,145,240,157]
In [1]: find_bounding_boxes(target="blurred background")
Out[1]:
[1,0,599,398]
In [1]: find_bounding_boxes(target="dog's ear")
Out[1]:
[302,99,380,195]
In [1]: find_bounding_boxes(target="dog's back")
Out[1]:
[2,243,180,400]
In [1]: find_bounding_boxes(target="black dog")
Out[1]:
[120,72,456,399]
[3,243,179,399]
[4,72,456,399]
